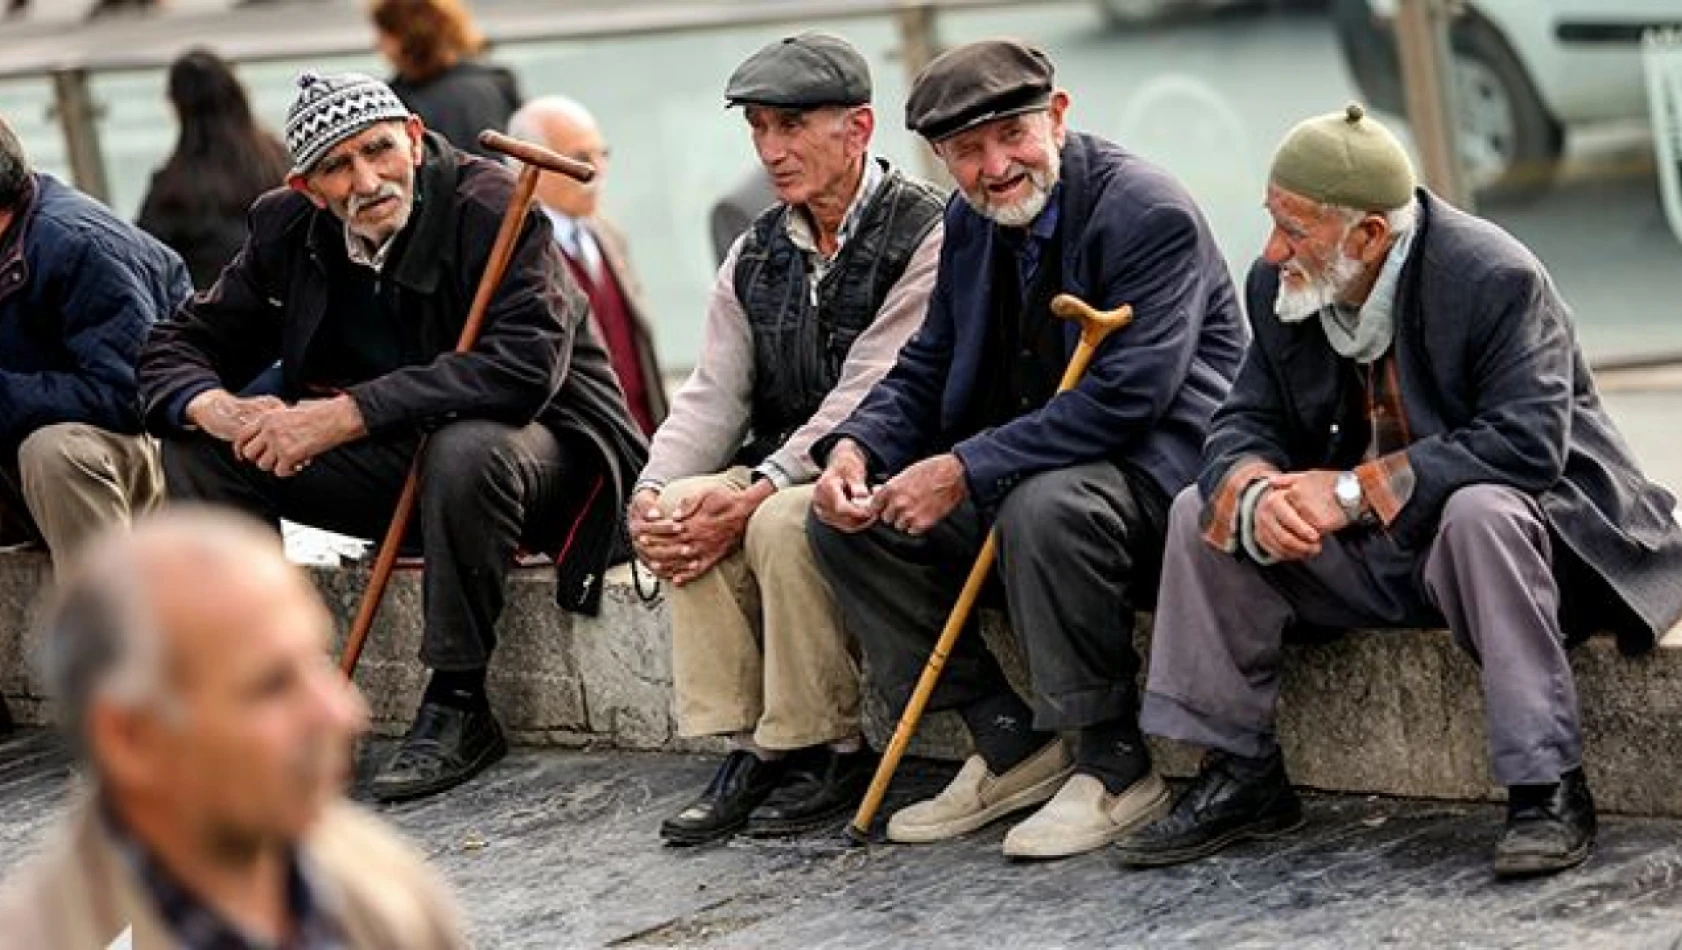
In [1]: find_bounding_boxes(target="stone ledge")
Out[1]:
[2,553,1679,815]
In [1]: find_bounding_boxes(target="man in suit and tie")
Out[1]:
[508,97,667,436]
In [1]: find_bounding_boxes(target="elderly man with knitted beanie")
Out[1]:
[1116,104,1682,878]
[139,72,647,803]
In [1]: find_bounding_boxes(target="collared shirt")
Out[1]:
[106,809,346,950]
[542,206,605,285]
[343,226,398,274]
[998,185,1062,301]
[785,156,884,285]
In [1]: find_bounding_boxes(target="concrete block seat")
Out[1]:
[1,553,1679,815]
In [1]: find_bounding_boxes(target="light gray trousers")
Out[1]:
[1140,483,1583,786]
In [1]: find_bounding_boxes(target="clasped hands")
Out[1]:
[628,478,776,587]
[1250,469,1356,562]
[185,389,366,478]
[810,439,967,537]
[629,441,972,587]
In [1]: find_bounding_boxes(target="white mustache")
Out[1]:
[348,183,402,215]
[980,162,1032,189]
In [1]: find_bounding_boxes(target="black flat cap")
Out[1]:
[724,32,872,110]
[905,39,1055,142]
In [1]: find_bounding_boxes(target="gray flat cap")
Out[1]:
[724,32,872,110]
[905,39,1054,142]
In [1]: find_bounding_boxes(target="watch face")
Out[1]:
[1336,474,1361,506]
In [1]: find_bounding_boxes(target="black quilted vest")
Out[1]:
[732,163,944,465]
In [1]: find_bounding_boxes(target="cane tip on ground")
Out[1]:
[841,823,873,847]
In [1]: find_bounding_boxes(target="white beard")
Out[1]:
[1274,250,1365,323]
[963,162,1059,228]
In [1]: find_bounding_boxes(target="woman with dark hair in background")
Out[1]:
[137,50,290,289]
[371,0,521,160]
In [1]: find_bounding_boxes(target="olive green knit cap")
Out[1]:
[1269,102,1416,211]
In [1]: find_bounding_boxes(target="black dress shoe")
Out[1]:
[744,746,878,838]
[1494,767,1596,878]
[660,750,788,846]
[1113,750,1303,867]
[369,702,507,803]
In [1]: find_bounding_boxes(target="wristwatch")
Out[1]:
[1334,471,1364,523]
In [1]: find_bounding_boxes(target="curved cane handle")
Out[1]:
[1050,293,1134,346]
[1048,294,1135,392]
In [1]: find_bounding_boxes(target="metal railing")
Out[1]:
[9,0,1031,202]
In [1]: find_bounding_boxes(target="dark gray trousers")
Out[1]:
[807,461,1167,731]
[1140,483,1583,786]
[161,419,587,671]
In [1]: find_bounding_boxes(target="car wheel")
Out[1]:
[1449,13,1565,202]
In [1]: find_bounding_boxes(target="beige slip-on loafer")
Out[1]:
[1002,771,1171,859]
[886,740,1073,844]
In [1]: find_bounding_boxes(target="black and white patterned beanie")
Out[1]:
[284,71,411,175]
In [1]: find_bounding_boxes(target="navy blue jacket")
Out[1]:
[0,174,190,452]
[823,132,1247,505]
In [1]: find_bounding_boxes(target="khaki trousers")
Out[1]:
[662,468,861,750]
[0,423,164,567]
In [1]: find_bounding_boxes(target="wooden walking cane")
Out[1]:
[338,130,596,676]
[845,293,1134,843]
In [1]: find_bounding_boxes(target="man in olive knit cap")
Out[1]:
[1116,104,1682,877]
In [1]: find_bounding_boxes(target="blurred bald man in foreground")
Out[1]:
[510,95,667,435]
[0,509,467,948]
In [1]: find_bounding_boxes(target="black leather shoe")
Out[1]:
[660,750,788,846]
[0,694,12,736]
[369,703,507,803]
[1494,767,1596,878]
[744,746,878,838]
[1113,750,1303,867]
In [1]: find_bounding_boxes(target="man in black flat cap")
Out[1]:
[638,33,945,845]
[808,39,1246,860]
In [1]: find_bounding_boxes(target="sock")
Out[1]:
[423,668,489,712]
[1076,717,1151,794]
[959,691,1050,775]
[828,735,863,755]
[729,732,784,762]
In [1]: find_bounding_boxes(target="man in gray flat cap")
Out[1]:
[1115,105,1682,878]
[808,39,1245,860]
[637,32,945,846]
[139,71,647,803]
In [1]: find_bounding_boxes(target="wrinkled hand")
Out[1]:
[633,482,771,586]
[628,488,683,579]
[873,453,968,537]
[185,389,287,443]
[1270,470,1351,536]
[1251,469,1348,562]
[234,395,366,478]
[812,439,878,533]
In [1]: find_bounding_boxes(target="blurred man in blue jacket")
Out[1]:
[807,41,1246,860]
[0,116,189,568]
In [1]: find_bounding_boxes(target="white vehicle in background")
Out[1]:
[1333,0,1682,198]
